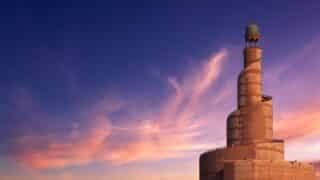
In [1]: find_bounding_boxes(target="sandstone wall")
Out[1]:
[224,160,315,180]
[200,142,285,180]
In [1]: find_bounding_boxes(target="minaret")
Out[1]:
[227,24,273,146]
[199,24,315,180]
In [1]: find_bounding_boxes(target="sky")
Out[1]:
[1,0,320,179]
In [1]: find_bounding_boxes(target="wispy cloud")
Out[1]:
[102,48,228,164]
[273,100,320,162]
[10,94,116,169]
[8,49,228,169]
[274,102,320,141]
[15,115,111,169]
[8,32,320,172]
[268,34,320,162]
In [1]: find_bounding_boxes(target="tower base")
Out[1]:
[199,142,315,180]
[223,160,315,180]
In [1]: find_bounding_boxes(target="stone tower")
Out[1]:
[199,24,316,180]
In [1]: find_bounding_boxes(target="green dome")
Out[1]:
[245,24,260,42]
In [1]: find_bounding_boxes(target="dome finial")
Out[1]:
[245,24,260,46]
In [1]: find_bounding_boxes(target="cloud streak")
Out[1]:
[103,49,228,164]
[274,102,320,141]
[8,49,228,169]
[7,32,320,172]
[11,101,114,169]
[267,34,320,163]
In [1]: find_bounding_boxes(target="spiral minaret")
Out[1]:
[227,24,273,147]
[199,24,315,180]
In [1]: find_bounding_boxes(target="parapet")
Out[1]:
[199,141,285,180]
[224,160,315,180]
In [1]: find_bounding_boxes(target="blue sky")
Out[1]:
[1,0,320,179]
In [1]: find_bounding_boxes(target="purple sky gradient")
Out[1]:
[1,1,320,180]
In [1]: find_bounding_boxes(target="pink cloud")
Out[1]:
[274,102,320,141]
[103,49,228,164]
[13,112,112,169]
[271,100,320,161]
[267,35,320,162]
[11,32,320,170]
[10,49,228,169]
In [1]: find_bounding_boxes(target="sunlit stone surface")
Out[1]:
[199,24,316,180]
